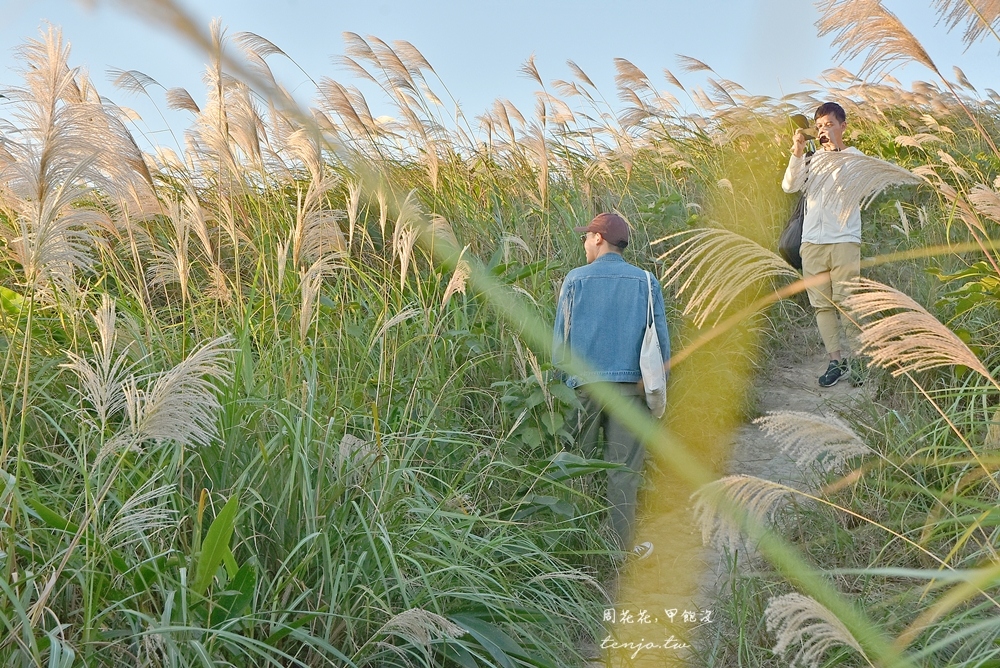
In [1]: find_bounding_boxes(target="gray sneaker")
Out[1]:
[818,359,847,387]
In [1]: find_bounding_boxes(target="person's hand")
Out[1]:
[791,129,807,158]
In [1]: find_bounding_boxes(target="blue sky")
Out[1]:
[1,0,998,147]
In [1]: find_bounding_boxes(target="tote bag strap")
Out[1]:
[645,271,654,328]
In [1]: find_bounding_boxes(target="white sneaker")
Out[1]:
[631,541,654,561]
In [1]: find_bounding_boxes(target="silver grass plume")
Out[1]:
[166,87,200,113]
[677,55,714,73]
[968,183,1000,224]
[816,0,937,78]
[805,151,923,226]
[568,60,597,88]
[124,335,233,448]
[285,128,324,181]
[442,250,471,308]
[146,200,192,304]
[894,133,944,149]
[754,411,871,473]
[375,189,389,240]
[338,434,375,469]
[0,165,104,295]
[346,180,362,248]
[103,474,177,551]
[299,257,340,340]
[61,295,135,429]
[290,149,346,267]
[108,68,160,97]
[655,228,800,328]
[933,0,1000,47]
[377,608,465,654]
[204,264,232,305]
[233,31,288,62]
[392,191,423,291]
[276,236,290,288]
[765,593,869,668]
[368,306,421,353]
[842,277,995,382]
[178,182,215,262]
[0,28,150,293]
[183,20,260,179]
[316,78,377,141]
[691,475,801,553]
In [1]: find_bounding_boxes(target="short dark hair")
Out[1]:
[814,101,846,123]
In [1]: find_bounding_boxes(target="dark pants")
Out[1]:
[576,382,647,550]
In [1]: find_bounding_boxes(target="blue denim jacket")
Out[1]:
[552,253,670,388]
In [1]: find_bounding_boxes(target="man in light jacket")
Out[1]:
[552,212,670,556]
[782,101,864,387]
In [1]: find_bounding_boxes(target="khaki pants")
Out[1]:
[800,242,861,355]
[575,382,646,551]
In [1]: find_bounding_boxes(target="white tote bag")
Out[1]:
[640,272,667,418]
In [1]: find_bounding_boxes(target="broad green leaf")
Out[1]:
[28,499,78,533]
[192,495,239,596]
[439,641,481,668]
[449,614,519,668]
[209,563,257,627]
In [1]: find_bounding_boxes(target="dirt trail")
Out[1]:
[697,348,866,586]
[595,346,867,667]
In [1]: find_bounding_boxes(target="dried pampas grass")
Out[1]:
[816,0,937,78]
[843,277,995,383]
[124,335,233,449]
[299,257,340,340]
[765,593,868,668]
[755,411,871,473]
[933,0,1000,47]
[103,474,177,551]
[805,151,923,225]
[968,183,1000,224]
[442,253,471,308]
[377,608,465,653]
[655,228,799,328]
[691,475,801,553]
[62,296,135,429]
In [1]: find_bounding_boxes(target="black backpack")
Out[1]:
[778,152,813,271]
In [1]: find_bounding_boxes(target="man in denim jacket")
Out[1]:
[552,212,670,555]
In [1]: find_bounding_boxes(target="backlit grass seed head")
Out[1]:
[755,411,871,473]
[441,253,471,308]
[103,475,177,551]
[147,205,192,304]
[765,593,868,668]
[377,608,465,654]
[369,306,421,354]
[691,475,801,553]
[338,434,377,485]
[805,151,923,225]
[933,0,1000,47]
[292,175,347,267]
[817,0,937,78]
[124,335,233,448]
[843,277,994,382]
[62,295,135,428]
[392,190,423,291]
[0,189,104,295]
[656,228,800,328]
[166,87,200,112]
[299,257,340,339]
[0,27,160,294]
[968,183,1000,224]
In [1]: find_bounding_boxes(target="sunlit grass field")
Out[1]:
[2,1,1000,666]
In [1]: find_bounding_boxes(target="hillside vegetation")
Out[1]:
[1,1,1000,666]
